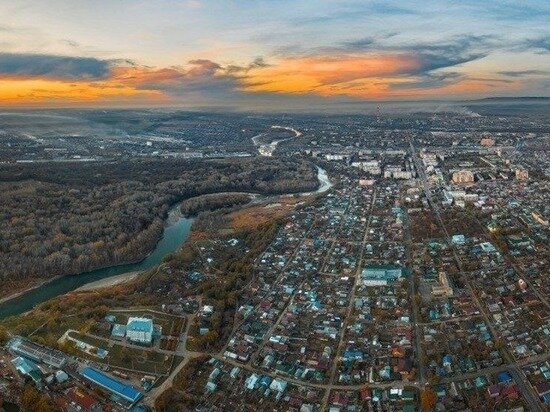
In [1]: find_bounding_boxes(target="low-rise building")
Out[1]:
[361,264,403,286]
[515,168,528,180]
[12,356,41,384]
[80,367,142,407]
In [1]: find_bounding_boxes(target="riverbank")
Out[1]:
[0,210,178,305]
[0,276,63,305]
[252,125,302,156]
[76,271,140,291]
[0,212,194,319]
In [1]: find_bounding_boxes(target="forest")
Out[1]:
[0,157,318,298]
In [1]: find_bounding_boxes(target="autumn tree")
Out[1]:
[20,385,56,412]
[420,387,438,412]
[0,325,8,345]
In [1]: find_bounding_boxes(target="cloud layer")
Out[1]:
[0,0,548,107]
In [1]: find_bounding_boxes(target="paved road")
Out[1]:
[145,351,202,407]
[145,313,202,406]
[212,351,549,393]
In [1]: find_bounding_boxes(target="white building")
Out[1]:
[126,317,154,345]
[384,166,412,180]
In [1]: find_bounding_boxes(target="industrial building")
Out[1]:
[480,137,495,147]
[12,356,41,384]
[8,336,67,368]
[452,170,474,184]
[515,168,529,180]
[80,367,142,407]
[111,323,127,339]
[431,272,454,298]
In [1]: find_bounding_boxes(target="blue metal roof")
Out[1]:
[127,317,153,333]
[497,371,512,383]
[111,324,127,337]
[81,367,142,403]
[12,356,38,374]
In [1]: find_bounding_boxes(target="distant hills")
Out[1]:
[471,96,549,102]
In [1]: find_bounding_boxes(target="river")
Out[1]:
[0,207,193,319]
[0,166,331,319]
[314,166,332,193]
[252,125,302,157]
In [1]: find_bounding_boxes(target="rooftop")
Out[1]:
[126,317,153,333]
[81,367,142,404]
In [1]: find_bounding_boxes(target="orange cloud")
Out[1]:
[243,53,420,96]
[383,78,521,98]
[241,52,523,99]
[0,76,167,107]
[109,66,186,87]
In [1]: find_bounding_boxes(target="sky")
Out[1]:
[0,0,548,109]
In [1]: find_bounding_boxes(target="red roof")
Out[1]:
[501,384,519,398]
[502,295,515,305]
[332,392,348,406]
[360,387,371,400]
[66,387,98,411]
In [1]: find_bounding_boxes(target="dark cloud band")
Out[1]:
[0,53,111,79]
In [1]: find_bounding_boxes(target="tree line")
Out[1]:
[180,193,253,217]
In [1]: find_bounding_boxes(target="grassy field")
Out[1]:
[67,331,175,375]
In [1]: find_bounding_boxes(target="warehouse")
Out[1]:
[81,367,142,406]
[12,356,41,384]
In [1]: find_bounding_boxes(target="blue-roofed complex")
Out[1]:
[111,324,127,339]
[81,367,142,405]
[126,317,154,345]
[12,356,41,383]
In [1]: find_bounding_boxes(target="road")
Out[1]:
[321,188,377,409]
[145,313,202,406]
[403,206,427,386]
[218,212,321,358]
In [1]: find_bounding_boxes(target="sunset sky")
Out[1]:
[0,0,548,108]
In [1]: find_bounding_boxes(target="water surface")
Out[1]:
[0,209,193,319]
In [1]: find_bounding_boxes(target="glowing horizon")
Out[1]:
[0,1,548,108]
